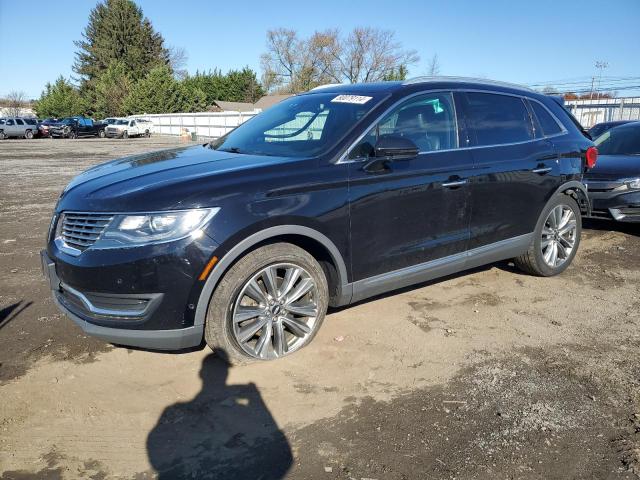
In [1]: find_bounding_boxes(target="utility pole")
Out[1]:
[594,60,608,99]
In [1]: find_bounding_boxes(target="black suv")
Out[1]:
[42,78,595,362]
[49,116,107,138]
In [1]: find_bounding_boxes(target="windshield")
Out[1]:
[210,92,385,157]
[115,119,129,125]
[595,124,640,155]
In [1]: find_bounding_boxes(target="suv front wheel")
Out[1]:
[205,242,329,364]
[514,193,581,276]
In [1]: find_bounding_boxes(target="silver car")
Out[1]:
[0,117,38,139]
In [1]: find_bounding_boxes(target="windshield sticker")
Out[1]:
[331,95,373,105]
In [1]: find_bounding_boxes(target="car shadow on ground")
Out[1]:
[0,300,33,331]
[146,350,292,480]
[583,217,639,236]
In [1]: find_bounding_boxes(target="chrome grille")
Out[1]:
[60,212,114,250]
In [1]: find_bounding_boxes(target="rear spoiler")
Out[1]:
[547,94,592,140]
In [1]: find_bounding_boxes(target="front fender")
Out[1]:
[193,225,351,327]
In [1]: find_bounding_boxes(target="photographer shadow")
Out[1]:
[147,350,292,480]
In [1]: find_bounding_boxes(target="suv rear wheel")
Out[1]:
[204,243,329,364]
[514,193,581,276]
[24,130,33,139]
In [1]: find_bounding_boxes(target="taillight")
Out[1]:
[585,146,598,169]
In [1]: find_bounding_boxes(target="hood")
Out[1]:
[56,145,305,212]
[584,154,640,180]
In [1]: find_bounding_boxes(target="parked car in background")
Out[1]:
[42,78,594,362]
[101,117,120,125]
[584,121,640,222]
[0,117,39,139]
[105,118,152,138]
[588,120,634,139]
[49,117,107,139]
[37,118,59,138]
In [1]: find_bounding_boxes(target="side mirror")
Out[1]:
[374,135,419,160]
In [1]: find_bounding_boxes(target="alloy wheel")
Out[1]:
[231,263,319,360]
[540,205,577,268]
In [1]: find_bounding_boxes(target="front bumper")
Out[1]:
[41,232,219,350]
[50,129,68,137]
[586,188,640,222]
[105,129,124,138]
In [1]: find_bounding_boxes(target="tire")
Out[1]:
[68,130,77,139]
[24,130,33,139]
[514,193,581,277]
[204,242,329,364]
[122,130,129,139]
[0,131,6,140]
[98,129,105,138]
[145,130,151,138]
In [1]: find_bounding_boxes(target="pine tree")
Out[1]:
[73,0,169,87]
[123,67,206,114]
[34,77,85,118]
[93,62,133,118]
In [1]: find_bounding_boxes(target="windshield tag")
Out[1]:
[331,95,373,105]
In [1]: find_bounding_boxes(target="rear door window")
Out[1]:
[15,119,24,125]
[530,101,562,136]
[464,92,534,146]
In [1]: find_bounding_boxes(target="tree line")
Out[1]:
[27,0,421,119]
[33,0,264,119]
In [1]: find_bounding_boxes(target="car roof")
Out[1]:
[303,76,537,98]
[595,120,632,126]
[610,121,640,130]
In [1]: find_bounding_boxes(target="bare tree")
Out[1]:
[261,27,419,93]
[260,28,339,93]
[426,54,441,76]
[329,27,419,84]
[5,90,27,117]
[168,46,189,80]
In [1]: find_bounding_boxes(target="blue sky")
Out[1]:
[1,0,639,99]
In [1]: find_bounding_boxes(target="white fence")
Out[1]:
[133,111,260,139]
[564,97,640,128]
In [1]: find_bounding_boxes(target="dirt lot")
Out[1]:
[0,137,639,479]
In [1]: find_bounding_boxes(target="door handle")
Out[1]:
[442,179,467,188]
[532,167,552,174]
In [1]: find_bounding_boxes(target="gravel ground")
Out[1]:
[0,137,639,479]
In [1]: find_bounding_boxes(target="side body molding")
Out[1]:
[194,225,351,326]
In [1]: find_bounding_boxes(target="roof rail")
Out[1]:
[403,76,535,92]
[310,83,345,91]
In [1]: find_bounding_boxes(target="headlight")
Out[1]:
[92,208,219,248]
[623,178,640,190]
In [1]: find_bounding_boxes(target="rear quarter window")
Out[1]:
[464,92,534,146]
[530,101,562,136]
